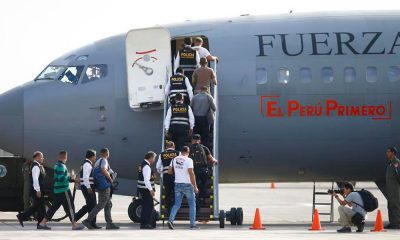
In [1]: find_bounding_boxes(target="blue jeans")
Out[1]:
[168,183,196,227]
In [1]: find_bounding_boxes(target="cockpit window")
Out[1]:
[58,66,84,85]
[35,66,66,81]
[82,64,108,84]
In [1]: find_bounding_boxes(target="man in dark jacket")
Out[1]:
[385,146,400,229]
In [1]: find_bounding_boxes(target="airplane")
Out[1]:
[0,10,399,217]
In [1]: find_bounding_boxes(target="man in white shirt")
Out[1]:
[167,146,199,230]
[192,37,219,63]
[165,93,195,151]
[75,149,101,229]
[17,151,46,229]
[138,151,157,229]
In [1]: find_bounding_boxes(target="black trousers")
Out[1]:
[19,193,45,224]
[163,174,175,210]
[140,189,154,226]
[195,168,209,208]
[75,186,97,222]
[169,127,189,151]
[193,116,210,148]
[44,190,75,222]
[184,71,194,86]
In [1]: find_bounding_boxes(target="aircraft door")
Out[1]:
[125,27,172,110]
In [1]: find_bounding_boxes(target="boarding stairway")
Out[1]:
[158,62,240,227]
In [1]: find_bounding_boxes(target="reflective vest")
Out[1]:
[169,74,189,100]
[170,103,190,130]
[160,149,179,174]
[178,47,197,72]
[29,161,45,194]
[137,160,155,191]
[79,160,94,188]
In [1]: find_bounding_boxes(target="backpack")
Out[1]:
[190,144,207,168]
[354,189,378,212]
[92,158,111,191]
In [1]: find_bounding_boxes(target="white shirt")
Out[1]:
[142,160,153,191]
[156,148,179,174]
[192,46,211,59]
[174,45,200,74]
[164,73,193,101]
[82,160,93,189]
[170,155,193,184]
[32,160,41,192]
[164,104,195,130]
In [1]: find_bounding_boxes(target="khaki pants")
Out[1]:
[338,205,355,227]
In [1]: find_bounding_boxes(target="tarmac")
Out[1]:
[0,182,398,239]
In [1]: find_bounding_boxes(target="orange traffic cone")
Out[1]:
[309,209,323,231]
[250,208,266,230]
[371,209,386,232]
[270,182,276,189]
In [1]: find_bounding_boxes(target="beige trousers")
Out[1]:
[338,205,355,227]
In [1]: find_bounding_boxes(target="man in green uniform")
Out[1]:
[385,146,400,229]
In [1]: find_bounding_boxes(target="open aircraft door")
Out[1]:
[126,27,172,110]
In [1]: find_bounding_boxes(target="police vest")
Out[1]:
[160,149,179,174]
[170,103,190,130]
[178,47,197,71]
[169,74,188,99]
[137,160,155,191]
[30,161,45,193]
[79,160,94,188]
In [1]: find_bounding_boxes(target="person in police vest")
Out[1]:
[165,93,195,151]
[385,146,400,229]
[17,151,46,229]
[138,151,157,229]
[174,37,200,83]
[75,149,101,229]
[165,67,193,105]
[156,141,179,212]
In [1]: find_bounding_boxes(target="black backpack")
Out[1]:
[190,144,207,168]
[354,189,378,212]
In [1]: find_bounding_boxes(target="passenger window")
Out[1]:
[58,66,84,85]
[278,68,290,84]
[344,67,356,83]
[321,67,333,83]
[366,67,377,83]
[299,67,312,84]
[256,68,267,85]
[82,64,108,84]
[388,66,400,83]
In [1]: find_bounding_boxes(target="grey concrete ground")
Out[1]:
[0,182,398,239]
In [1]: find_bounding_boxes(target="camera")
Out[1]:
[328,189,344,195]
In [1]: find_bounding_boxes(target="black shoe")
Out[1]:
[16,214,24,227]
[106,223,120,230]
[72,225,85,230]
[92,223,102,229]
[37,224,51,230]
[356,222,365,232]
[140,224,154,229]
[82,220,94,230]
[167,221,174,230]
[337,227,351,233]
[190,225,200,230]
[385,224,400,229]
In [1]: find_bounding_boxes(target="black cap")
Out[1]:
[192,134,201,140]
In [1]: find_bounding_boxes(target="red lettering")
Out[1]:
[266,101,283,117]
[376,105,386,116]
[288,100,300,117]
[326,100,338,116]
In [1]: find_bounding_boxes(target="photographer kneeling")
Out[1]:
[331,182,367,233]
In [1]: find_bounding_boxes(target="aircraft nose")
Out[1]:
[0,87,24,156]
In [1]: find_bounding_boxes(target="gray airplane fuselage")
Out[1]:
[1,11,400,195]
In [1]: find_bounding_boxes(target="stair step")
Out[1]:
[315,203,332,206]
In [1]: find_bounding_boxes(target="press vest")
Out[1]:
[170,103,190,130]
[178,47,197,71]
[80,160,94,188]
[30,161,45,194]
[160,149,179,174]
[137,160,155,191]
